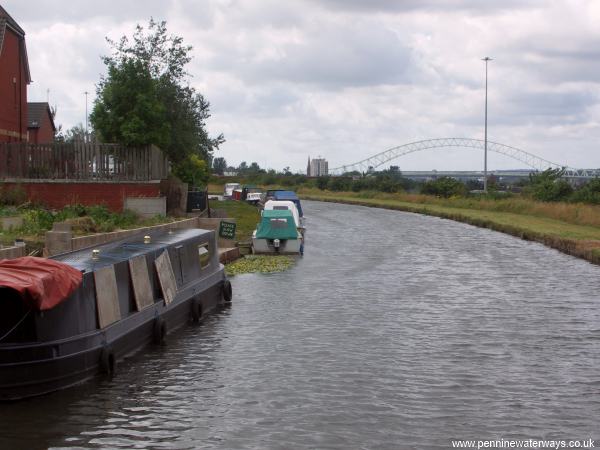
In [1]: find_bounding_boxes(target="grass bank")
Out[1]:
[297,188,600,266]
[210,200,261,242]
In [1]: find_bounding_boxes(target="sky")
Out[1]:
[4,0,600,173]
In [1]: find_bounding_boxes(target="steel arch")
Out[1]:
[329,138,586,177]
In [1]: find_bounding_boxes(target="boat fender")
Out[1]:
[99,346,116,376]
[222,280,233,303]
[153,317,167,344]
[191,298,203,323]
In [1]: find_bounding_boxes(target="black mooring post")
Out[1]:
[206,188,211,218]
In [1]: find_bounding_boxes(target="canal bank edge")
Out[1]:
[301,194,600,266]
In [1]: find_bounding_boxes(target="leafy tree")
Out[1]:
[212,157,227,175]
[525,168,573,202]
[172,154,209,187]
[91,19,223,165]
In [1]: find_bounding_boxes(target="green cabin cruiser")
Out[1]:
[252,210,304,254]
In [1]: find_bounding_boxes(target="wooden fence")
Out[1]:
[0,143,169,181]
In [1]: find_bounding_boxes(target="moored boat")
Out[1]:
[0,228,232,401]
[272,191,303,217]
[263,200,305,237]
[252,209,304,255]
[223,182,241,198]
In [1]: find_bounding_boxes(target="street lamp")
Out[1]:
[84,91,89,143]
[482,57,492,193]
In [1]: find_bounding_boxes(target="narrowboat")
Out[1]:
[0,228,232,401]
[252,209,304,255]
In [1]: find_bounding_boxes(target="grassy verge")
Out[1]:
[210,200,261,242]
[298,188,600,266]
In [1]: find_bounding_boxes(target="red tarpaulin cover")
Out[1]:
[0,257,83,311]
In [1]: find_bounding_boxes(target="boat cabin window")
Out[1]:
[270,218,288,228]
[198,243,210,269]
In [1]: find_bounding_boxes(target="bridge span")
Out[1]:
[329,138,599,179]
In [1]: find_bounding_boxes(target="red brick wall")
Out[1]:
[0,29,28,143]
[28,109,55,144]
[1,182,161,211]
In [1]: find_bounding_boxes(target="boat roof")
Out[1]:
[273,191,298,199]
[264,200,300,226]
[53,228,211,272]
[256,210,298,240]
[261,209,294,219]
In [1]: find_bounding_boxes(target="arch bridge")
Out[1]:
[329,138,597,178]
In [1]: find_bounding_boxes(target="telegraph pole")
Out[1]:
[482,57,492,193]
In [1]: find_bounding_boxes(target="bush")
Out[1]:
[173,154,209,188]
[0,185,27,206]
[525,168,573,202]
[316,176,330,190]
[420,177,467,198]
[570,178,600,204]
[328,177,352,191]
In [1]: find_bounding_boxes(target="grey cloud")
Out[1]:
[495,89,598,125]
[307,0,540,14]
[2,0,170,24]
[208,25,416,89]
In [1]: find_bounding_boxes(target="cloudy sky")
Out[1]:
[4,0,600,172]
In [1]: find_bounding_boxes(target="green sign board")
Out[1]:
[219,221,237,239]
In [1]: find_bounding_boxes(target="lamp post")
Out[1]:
[84,91,89,143]
[482,57,492,193]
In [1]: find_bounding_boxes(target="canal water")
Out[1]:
[1,200,599,449]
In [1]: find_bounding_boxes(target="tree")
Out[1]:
[172,154,209,187]
[91,19,224,165]
[525,168,573,202]
[212,157,227,175]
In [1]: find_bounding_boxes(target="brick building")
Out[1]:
[27,102,56,143]
[0,5,31,143]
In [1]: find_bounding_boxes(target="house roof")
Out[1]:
[0,5,32,83]
[28,102,56,131]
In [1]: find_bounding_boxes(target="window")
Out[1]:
[198,243,210,269]
[270,218,288,229]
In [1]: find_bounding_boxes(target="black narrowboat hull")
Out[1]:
[0,229,232,401]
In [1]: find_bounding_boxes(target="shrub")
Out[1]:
[570,178,600,204]
[524,168,573,202]
[0,185,27,206]
[420,177,467,198]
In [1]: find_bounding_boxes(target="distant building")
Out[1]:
[308,157,328,177]
[0,5,31,143]
[27,102,56,143]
